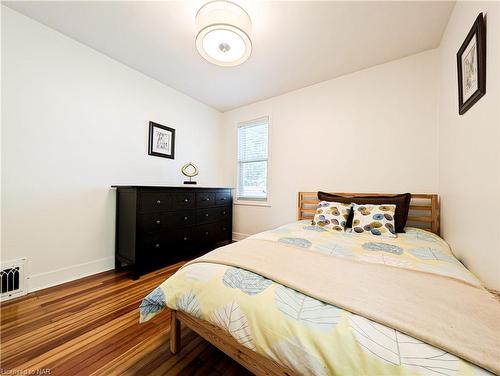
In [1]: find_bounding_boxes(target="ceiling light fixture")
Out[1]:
[195,1,252,67]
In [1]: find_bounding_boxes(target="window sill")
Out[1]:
[234,200,272,207]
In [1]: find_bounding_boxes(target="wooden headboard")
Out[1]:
[297,192,440,235]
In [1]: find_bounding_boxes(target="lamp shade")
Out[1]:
[195,1,252,67]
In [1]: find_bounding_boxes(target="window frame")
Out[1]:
[235,116,271,207]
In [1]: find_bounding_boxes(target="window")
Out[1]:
[237,117,269,201]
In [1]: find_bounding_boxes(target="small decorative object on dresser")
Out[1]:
[457,13,486,115]
[181,162,199,184]
[148,121,175,159]
[112,186,232,279]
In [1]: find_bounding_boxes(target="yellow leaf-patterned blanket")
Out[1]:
[140,221,499,375]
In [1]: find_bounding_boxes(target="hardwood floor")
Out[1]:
[0,262,254,376]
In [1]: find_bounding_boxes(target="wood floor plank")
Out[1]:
[0,264,253,375]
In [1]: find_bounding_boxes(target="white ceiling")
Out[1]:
[4,1,455,112]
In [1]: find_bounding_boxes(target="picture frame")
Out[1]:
[456,13,486,115]
[148,121,175,159]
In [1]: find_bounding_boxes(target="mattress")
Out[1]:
[140,221,492,375]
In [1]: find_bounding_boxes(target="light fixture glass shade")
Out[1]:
[195,1,252,67]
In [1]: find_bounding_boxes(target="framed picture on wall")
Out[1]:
[456,13,486,115]
[148,121,175,159]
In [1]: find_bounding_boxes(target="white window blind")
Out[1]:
[237,117,269,201]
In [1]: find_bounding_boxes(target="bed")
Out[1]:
[139,192,499,376]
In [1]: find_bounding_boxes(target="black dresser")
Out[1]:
[112,186,232,279]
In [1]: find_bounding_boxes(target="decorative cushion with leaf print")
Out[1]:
[312,201,352,232]
[351,203,397,238]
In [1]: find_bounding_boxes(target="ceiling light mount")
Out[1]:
[195,1,252,67]
[219,42,231,53]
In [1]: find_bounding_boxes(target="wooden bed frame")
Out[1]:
[170,310,294,375]
[170,192,440,375]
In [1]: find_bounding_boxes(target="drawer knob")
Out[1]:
[184,198,189,203]
[155,243,160,248]
[222,211,226,215]
[156,200,161,204]
[221,197,226,201]
[204,197,210,201]
[155,220,161,224]
[205,231,209,236]
[205,213,209,217]
[184,216,188,220]
[183,237,188,241]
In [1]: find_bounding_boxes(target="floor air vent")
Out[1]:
[1,258,27,301]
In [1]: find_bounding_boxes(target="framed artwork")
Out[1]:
[456,13,486,115]
[148,121,175,159]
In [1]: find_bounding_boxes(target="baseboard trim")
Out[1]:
[28,256,115,293]
[232,232,250,242]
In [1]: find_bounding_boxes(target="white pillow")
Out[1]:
[312,201,352,232]
[351,203,397,238]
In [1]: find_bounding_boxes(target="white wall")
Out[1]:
[222,50,440,239]
[1,7,225,291]
[438,2,500,290]
[4,3,498,293]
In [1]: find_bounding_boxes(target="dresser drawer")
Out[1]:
[138,210,195,232]
[217,207,231,221]
[173,229,196,247]
[196,192,216,208]
[215,191,232,206]
[197,223,216,244]
[138,234,179,268]
[172,192,195,210]
[196,207,220,224]
[166,210,195,227]
[139,192,172,213]
[140,233,172,253]
[138,213,167,232]
[214,221,231,241]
